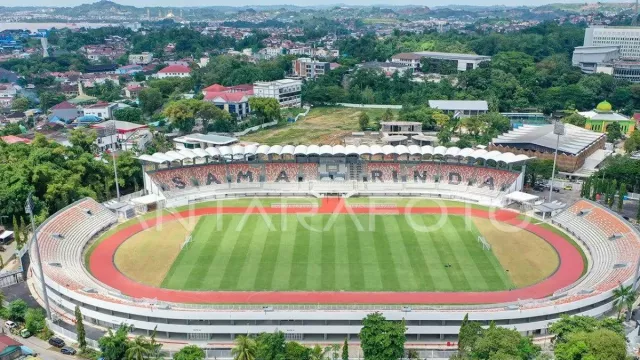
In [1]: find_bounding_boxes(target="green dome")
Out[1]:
[596,100,612,111]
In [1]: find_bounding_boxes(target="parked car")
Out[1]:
[563,184,573,190]
[4,321,16,330]
[19,329,31,338]
[48,337,65,348]
[533,184,545,191]
[60,347,76,355]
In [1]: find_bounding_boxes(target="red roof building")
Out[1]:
[50,101,78,111]
[1,135,31,144]
[156,65,191,79]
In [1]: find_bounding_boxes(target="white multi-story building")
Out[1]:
[253,79,302,108]
[584,26,640,59]
[128,52,154,65]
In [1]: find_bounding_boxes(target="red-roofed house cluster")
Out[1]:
[155,64,191,79]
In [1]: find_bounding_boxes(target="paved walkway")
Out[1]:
[89,199,584,304]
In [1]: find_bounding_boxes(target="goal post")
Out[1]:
[181,234,193,249]
[477,235,491,251]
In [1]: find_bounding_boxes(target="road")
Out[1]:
[3,329,76,360]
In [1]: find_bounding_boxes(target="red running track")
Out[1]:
[89,199,584,304]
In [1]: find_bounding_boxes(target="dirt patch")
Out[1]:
[473,218,560,288]
[113,219,196,287]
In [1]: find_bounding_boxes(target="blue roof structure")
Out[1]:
[76,115,102,123]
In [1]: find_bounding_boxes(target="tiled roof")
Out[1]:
[204,92,248,102]
[158,65,191,74]
[1,135,31,144]
[203,84,227,92]
[0,335,21,351]
[50,101,77,110]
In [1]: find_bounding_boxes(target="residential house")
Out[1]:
[125,84,144,99]
[116,65,143,75]
[1,135,31,144]
[0,111,24,124]
[128,52,154,65]
[60,84,79,98]
[253,79,302,108]
[91,120,151,152]
[0,84,17,108]
[0,334,24,360]
[155,65,191,79]
[85,64,118,74]
[0,68,18,83]
[82,102,118,120]
[49,101,82,122]
[205,92,251,120]
[292,58,330,79]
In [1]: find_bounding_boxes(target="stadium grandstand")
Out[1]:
[23,143,640,346]
[138,144,528,207]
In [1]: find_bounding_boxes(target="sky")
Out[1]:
[6,0,634,8]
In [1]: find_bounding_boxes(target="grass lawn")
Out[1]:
[158,214,514,292]
[241,107,398,145]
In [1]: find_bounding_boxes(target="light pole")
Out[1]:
[107,122,121,201]
[25,193,52,321]
[548,121,565,204]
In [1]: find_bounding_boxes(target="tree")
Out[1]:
[255,332,285,360]
[562,113,586,127]
[38,91,66,112]
[624,130,640,153]
[174,345,205,360]
[196,101,231,132]
[309,345,329,360]
[472,322,540,360]
[406,349,419,360]
[248,97,281,123]
[69,128,98,154]
[606,122,623,142]
[612,283,637,320]
[359,312,406,360]
[549,315,624,344]
[99,325,131,360]
[114,108,143,123]
[285,341,310,360]
[341,339,348,360]
[554,329,627,360]
[138,88,164,115]
[125,336,151,360]
[358,112,369,131]
[11,97,30,112]
[7,299,28,322]
[19,217,28,248]
[133,72,146,82]
[24,308,45,334]
[432,113,450,128]
[231,335,257,360]
[75,305,87,351]
[12,216,20,249]
[163,101,195,133]
[437,127,452,145]
[458,314,483,355]
[617,182,627,212]
[525,159,555,187]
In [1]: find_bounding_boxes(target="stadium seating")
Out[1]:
[265,163,299,182]
[366,163,400,182]
[300,163,319,181]
[552,200,640,296]
[34,199,117,293]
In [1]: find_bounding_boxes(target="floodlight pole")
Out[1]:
[109,122,121,201]
[548,121,565,204]
[26,193,52,321]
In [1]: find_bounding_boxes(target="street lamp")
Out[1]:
[548,121,565,204]
[25,192,52,321]
[106,122,121,201]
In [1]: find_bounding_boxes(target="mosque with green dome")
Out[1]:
[579,100,635,136]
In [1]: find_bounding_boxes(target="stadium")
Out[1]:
[26,143,640,346]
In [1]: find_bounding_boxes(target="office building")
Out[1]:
[253,79,302,108]
[292,58,330,79]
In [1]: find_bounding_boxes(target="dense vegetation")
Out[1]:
[0,132,142,226]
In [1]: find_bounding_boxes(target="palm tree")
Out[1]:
[613,283,637,320]
[310,345,330,360]
[330,344,341,360]
[231,335,256,360]
[125,336,151,360]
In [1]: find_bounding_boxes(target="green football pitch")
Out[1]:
[159,214,514,292]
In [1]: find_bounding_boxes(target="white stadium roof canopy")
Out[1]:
[138,144,532,164]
